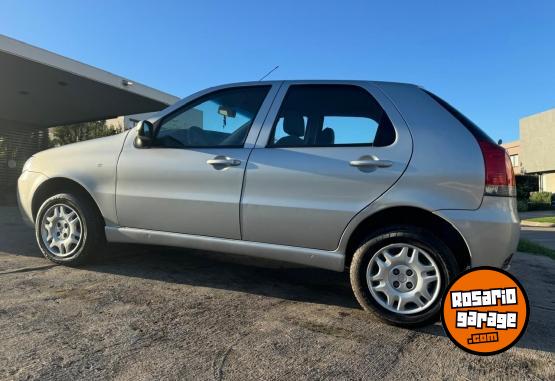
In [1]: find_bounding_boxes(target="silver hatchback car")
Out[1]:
[18,80,519,326]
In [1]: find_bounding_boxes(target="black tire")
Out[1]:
[350,225,458,327]
[35,192,105,265]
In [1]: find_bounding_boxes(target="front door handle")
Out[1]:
[207,156,241,167]
[349,156,393,168]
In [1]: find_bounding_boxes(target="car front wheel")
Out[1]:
[35,192,105,265]
[350,225,458,326]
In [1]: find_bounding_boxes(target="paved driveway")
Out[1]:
[0,207,554,380]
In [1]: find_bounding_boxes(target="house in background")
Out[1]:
[501,140,521,175]
[503,108,555,192]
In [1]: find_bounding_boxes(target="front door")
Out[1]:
[241,83,412,250]
[116,84,273,239]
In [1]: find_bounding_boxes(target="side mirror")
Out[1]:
[134,120,154,148]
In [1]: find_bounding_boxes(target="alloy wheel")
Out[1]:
[40,203,83,257]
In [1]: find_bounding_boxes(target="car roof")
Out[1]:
[156,80,421,120]
[218,79,419,88]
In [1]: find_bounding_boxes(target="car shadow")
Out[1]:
[1,207,553,354]
[72,245,555,354]
[0,209,356,308]
[90,244,360,309]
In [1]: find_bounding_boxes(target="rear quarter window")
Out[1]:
[422,89,495,144]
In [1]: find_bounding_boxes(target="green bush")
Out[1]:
[516,175,539,202]
[529,191,552,204]
[517,199,528,212]
[528,191,553,210]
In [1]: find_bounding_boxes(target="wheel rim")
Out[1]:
[366,243,441,315]
[40,203,83,257]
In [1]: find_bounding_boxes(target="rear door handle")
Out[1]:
[207,156,241,167]
[349,157,393,168]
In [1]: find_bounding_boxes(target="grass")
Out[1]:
[518,239,555,260]
[523,216,555,224]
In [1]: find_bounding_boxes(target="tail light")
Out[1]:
[478,140,516,197]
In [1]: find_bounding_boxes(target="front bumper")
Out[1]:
[435,196,519,268]
[17,170,48,227]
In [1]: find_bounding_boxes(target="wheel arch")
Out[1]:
[31,177,105,226]
[344,206,471,271]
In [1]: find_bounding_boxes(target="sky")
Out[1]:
[1,0,554,142]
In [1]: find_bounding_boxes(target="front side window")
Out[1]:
[156,86,270,148]
[269,85,395,147]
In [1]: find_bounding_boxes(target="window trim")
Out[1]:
[265,84,396,149]
[151,85,272,150]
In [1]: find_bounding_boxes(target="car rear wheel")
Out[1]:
[35,193,105,265]
[350,225,458,326]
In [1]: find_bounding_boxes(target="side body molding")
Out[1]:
[105,226,345,271]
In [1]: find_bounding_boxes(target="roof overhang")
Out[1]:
[0,34,180,128]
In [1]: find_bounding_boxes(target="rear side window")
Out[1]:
[273,116,308,142]
[423,89,495,144]
[269,85,396,147]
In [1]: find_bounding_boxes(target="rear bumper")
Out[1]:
[502,253,514,270]
[435,196,519,268]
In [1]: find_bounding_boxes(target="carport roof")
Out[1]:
[0,34,180,128]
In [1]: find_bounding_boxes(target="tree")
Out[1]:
[49,120,119,147]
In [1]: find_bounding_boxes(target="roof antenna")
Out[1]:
[259,65,279,81]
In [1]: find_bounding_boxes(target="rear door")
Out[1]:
[241,82,412,250]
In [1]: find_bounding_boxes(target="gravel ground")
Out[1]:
[0,207,554,380]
